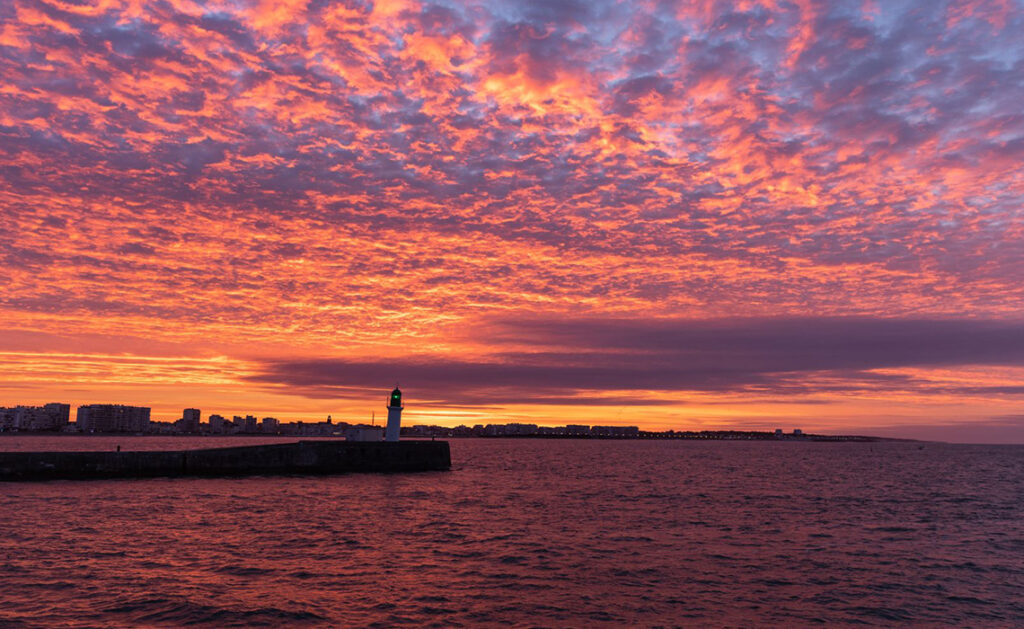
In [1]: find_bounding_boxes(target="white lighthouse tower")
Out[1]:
[385,386,403,442]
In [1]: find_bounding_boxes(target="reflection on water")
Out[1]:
[1,438,1022,627]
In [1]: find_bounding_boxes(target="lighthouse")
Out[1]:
[385,386,403,442]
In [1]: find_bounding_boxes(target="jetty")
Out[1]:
[0,440,451,481]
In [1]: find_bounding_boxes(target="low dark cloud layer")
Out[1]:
[250,316,1024,405]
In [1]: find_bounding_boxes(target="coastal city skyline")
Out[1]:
[7,399,854,442]
[0,399,722,434]
[2,1,1023,442]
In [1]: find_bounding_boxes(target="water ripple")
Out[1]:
[0,439,1022,627]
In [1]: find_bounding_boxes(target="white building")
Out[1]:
[0,403,70,431]
[385,387,403,442]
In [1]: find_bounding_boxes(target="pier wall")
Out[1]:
[0,440,451,481]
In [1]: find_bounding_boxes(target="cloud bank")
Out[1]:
[250,316,1024,405]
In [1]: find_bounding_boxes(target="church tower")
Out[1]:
[385,386,403,442]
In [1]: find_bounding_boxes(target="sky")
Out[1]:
[2,0,1023,441]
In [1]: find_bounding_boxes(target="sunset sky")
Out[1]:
[2,0,1023,441]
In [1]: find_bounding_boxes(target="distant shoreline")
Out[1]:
[0,431,915,442]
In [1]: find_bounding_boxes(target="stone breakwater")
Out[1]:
[0,440,451,481]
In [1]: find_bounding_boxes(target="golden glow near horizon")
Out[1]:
[2,0,1024,440]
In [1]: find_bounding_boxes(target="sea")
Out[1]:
[0,436,1021,628]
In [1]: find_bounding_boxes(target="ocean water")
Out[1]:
[1,437,1022,628]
